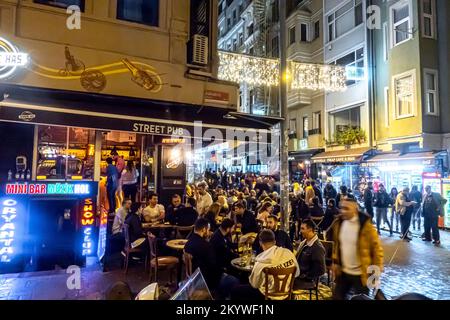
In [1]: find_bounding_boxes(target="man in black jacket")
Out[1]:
[323,182,337,205]
[294,219,326,289]
[363,182,375,219]
[374,184,393,236]
[165,194,185,225]
[253,215,293,254]
[168,197,198,227]
[184,218,239,298]
[311,180,323,206]
[210,218,238,272]
[231,202,259,235]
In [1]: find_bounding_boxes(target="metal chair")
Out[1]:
[292,277,320,300]
[122,224,146,274]
[182,251,193,279]
[320,240,334,286]
[262,266,297,300]
[175,225,194,239]
[147,232,179,284]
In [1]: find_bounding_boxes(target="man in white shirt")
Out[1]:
[112,199,132,235]
[143,192,165,223]
[332,199,384,300]
[231,230,299,301]
[196,181,213,216]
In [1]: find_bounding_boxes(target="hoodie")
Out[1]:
[249,245,300,299]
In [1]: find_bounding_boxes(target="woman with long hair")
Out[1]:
[121,160,139,202]
[390,187,400,232]
[204,202,221,232]
[256,202,273,227]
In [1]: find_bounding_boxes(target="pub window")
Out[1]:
[314,20,320,40]
[424,69,439,115]
[390,0,412,47]
[37,126,95,181]
[289,26,296,45]
[117,0,159,27]
[300,23,308,42]
[421,0,436,39]
[393,70,415,119]
[34,0,85,11]
[302,116,309,139]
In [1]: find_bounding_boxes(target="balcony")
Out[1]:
[308,128,321,136]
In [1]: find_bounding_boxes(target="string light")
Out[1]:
[218,51,347,92]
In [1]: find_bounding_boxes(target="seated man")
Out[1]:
[231,230,299,301]
[231,202,259,235]
[210,218,238,272]
[124,203,147,252]
[184,218,239,299]
[165,194,185,225]
[176,197,199,226]
[110,199,132,253]
[253,215,293,254]
[142,192,165,223]
[294,219,326,289]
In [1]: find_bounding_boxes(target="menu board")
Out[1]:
[441,180,450,228]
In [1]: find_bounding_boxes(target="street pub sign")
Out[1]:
[0,37,28,79]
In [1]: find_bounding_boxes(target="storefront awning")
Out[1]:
[362,150,447,167]
[311,147,373,164]
[0,84,282,141]
[288,149,324,161]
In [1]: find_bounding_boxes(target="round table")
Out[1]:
[166,239,188,251]
[142,222,175,229]
[231,257,255,272]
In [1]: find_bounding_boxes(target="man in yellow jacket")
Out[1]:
[331,198,384,300]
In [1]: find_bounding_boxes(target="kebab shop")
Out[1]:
[0,181,99,274]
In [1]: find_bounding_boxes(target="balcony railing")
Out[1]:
[308,128,321,136]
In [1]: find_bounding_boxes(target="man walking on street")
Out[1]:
[395,187,417,242]
[410,185,423,231]
[331,199,383,300]
[374,184,393,236]
[422,185,447,245]
[363,182,374,220]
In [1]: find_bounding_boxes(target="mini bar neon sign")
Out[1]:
[6,183,90,195]
[0,199,17,263]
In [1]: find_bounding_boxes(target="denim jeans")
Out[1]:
[216,273,240,300]
[376,207,392,234]
[390,208,400,231]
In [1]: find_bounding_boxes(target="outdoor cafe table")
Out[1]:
[231,257,255,273]
[166,239,188,251]
[142,222,176,238]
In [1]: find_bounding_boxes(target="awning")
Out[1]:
[288,149,324,161]
[311,147,373,164]
[362,150,447,167]
[0,84,282,141]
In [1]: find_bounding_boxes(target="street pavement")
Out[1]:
[0,230,449,300]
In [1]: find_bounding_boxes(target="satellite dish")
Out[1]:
[135,283,159,300]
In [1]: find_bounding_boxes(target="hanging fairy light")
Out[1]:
[218,51,279,87]
[218,50,347,92]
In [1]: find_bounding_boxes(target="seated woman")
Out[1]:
[256,202,273,227]
[204,202,221,232]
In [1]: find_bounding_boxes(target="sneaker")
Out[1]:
[433,240,441,245]
[403,237,412,242]
[422,238,432,242]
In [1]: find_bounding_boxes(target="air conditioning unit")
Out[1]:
[189,34,209,66]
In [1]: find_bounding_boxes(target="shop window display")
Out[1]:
[37,126,95,180]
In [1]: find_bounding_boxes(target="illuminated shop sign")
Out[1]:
[5,183,90,195]
[0,37,29,79]
[0,199,18,263]
[81,198,95,256]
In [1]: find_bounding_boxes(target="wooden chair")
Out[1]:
[262,266,297,300]
[320,240,334,286]
[292,277,320,300]
[176,225,194,239]
[182,251,193,279]
[147,232,179,284]
[122,224,146,274]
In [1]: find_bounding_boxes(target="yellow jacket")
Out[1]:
[331,212,384,285]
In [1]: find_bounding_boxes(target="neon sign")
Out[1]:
[0,37,29,79]
[81,198,95,256]
[6,183,90,195]
[0,199,17,263]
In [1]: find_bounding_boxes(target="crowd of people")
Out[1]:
[105,167,446,300]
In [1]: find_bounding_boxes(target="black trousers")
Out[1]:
[333,272,369,300]
[423,214,440,241]
[231,285,265,301]
[400,210,413,238]
[122,183,137,202]
[107,186,117,213]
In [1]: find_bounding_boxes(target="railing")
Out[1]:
[308,128,321,136]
